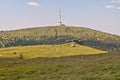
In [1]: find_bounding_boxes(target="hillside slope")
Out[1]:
[0,42,107,59]
[0,26,120,51]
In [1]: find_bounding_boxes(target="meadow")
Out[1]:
[1,43,120,80]
[0,52,120,80]
[0,42,106,59]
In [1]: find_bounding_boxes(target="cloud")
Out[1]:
[104,0,120,10]
[27,2,40,7]
[111,0,120,3]
[105,5,116,9]
[117,7,120,9]
[105,5,120,10]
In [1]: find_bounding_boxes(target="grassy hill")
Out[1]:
[0,42,106,59]
[0,26,120,80]
[0,26,120,51]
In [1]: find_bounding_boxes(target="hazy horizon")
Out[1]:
[0,0,120,35]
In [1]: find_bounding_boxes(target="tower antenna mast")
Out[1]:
[58,8,62,23]
[57,8,65,26]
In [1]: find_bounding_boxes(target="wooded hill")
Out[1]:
[0,26,120,51]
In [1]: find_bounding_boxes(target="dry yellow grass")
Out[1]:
[0,42,107,59]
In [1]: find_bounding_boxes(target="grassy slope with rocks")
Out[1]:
[0,42,107,59]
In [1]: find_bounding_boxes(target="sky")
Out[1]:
[0,0,120,35]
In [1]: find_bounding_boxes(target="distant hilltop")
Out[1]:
[0,26,120,52]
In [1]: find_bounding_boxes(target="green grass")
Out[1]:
[0,42,107,59]
[0,52,120,80]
